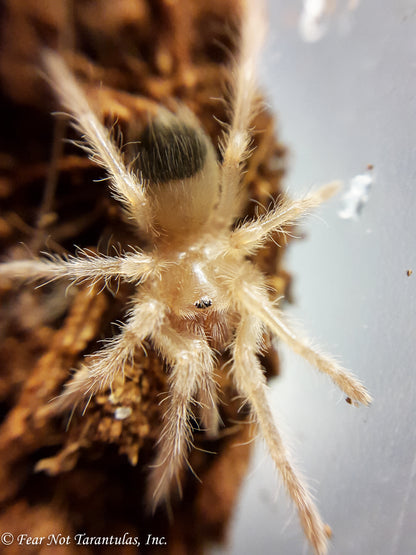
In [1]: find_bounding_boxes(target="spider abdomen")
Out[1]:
[132,111,220,238]
[137,120,208,184]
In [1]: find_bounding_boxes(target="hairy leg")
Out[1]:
[43,51,154,235]
[197,377,220,437]
[232,312,328,555]
[147,327,216,508]
[54,296,166,411]
[0,250,163,287]
[229,182,340,255]
[214,0,266,227]
[237,283,371,406]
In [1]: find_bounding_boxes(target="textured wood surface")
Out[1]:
[0,1,288,552]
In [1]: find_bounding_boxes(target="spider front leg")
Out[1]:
[231,312,329,555]
[239,285,372,406]
[147,327,217,509]
[54,296,166,411]
[197,375,220,438]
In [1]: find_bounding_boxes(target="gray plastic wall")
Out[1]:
[211,1,416,553]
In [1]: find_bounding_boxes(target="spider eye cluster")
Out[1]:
[194,297,213,309]
[137,121,208,184]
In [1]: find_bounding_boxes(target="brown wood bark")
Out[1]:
[0,1,288,552]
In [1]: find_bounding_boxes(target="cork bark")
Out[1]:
[0,1,288,553]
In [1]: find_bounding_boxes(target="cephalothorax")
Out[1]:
[0,2,371,554]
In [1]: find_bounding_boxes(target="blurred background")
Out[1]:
[212,0,416,553]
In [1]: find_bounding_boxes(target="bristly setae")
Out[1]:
[0,1,371,553]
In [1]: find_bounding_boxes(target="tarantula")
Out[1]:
[0,1,371,554]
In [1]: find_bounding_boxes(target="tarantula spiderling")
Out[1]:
[0,1,371,554]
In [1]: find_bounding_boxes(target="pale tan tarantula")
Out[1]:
[0,1,371,554]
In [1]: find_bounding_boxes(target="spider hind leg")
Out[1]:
[53,296,166,411]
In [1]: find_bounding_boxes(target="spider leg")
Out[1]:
[0,251,162,287]
[214,0,266,226]
[238,282,372,406]
[43,51,154,235]
[230,181,340,255]
[146,327,216,509]
[197,378,220,437]
[54,296,166,411]
[231,312,328,555]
